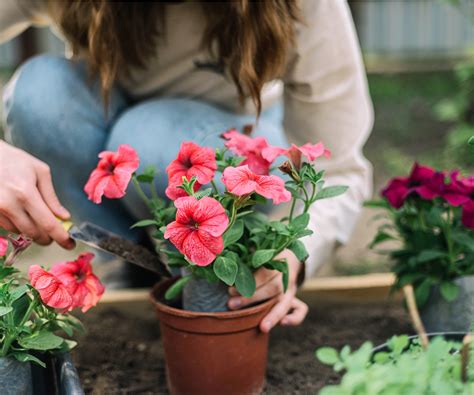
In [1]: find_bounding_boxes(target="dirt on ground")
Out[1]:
[73,301,412,394]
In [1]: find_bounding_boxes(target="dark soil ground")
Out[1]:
[73,301,412,394]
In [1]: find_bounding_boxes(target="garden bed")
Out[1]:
[73,300,412,394]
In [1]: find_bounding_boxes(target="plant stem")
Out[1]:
[288,197,297,222]
[151,178,159,200]
[132,177,152,209]
[224,201,238,233]
[444,207,455,266]
[211,180,219,195]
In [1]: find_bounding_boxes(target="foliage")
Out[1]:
[316,334,474,395]
[126,138,347,299]
[0,237,86,367]
[366,164,474,306]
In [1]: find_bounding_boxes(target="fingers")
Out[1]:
[1,202,42,242]
[260,295,308,333]
[280,298,309,326]
[260,292,294,333]
[23,189,74,249]
[0,213,18,233]
[35,163,70,219]
[228,271,283,309]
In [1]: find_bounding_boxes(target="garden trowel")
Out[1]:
[62,221,171,278]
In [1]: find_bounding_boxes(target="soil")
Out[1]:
[73,301,412,394]
[99,237,170,278]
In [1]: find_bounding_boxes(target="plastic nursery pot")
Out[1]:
[0,352,83,395]
[150,278,277,395]
[420,275,474,333]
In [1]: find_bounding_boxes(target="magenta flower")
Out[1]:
[166,142,217,200]
[462,200,474,229]
[222,165,291,204]
[440,172,471,206]
[164,196,229,266]
[85,144,139,204]
[262,142,331,169]
[0,237,7,257]
[222,129,273,175]
[382,163,440,208]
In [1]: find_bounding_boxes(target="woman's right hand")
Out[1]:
[0,141,74,249]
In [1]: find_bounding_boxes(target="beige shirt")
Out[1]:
[0,0,374,277]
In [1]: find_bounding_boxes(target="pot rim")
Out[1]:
[150,278,277,320]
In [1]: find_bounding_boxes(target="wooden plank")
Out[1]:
[99,273,400,307]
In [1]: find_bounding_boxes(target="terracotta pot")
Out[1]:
[150,278,277,395]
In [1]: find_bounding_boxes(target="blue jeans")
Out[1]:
[2,55,287,241]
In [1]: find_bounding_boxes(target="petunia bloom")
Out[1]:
[262,142,331,169]
[84,144,139,204]
[29,265,73,311]
[381,163,440,209]
[166,142,217,200]
[0,237,7,257]
[222,129,273,175]
[222,165,291,204]
[5,234,32,265]
[164,196,229,266]
[50,253,105,312]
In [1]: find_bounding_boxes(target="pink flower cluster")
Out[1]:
[382,163,474,228]
[28,253,105,312]
[83,130,331,267]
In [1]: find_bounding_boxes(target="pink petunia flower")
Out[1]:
[222,129,273,175]
[381,163,440,209]
[262,142,331,169]
[29,265,73,311]
[84,144,139,204]
[164,196,229,266]
[222,165,291,204]
[50,253,105,312]
[439,171,471,207]
[165,142,217,200]
[0,237,8,257]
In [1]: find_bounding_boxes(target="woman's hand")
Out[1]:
[0,141,74,248]
[228,249,308,333]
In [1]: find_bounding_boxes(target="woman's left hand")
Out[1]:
[227,249,308,333]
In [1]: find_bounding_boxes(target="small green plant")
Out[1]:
[316,335,474,395]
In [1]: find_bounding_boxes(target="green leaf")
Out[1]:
[265,260,289,291]
[0,306,13,316]
[136,165,157,183]
[10,285,28,302]
[18,331,65,351]
[213,256,238,286]
[56,320,74,337]
[315,186,348,201]
[316,347,339,365]
[369,231,396,249]
[165,276,192,300]
[363,199,391,209]
[252,249,276,268]
[223,220,244,247]
[194,188,213,199]
[288,240,309,262]
[416,250,447,263]
[11,352,45,368]
[440,281,460,302]
[12,295,30,326]
[131,219,159,229]
[235,262,256,298]
[414,278,432,307]
[451,231,474,252]
[468,135,474,145]
[291,213,310,232]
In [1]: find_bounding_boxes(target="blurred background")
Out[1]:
[0,0,473,279]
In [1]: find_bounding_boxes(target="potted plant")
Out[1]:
[0,233,104,394]
[84,131,347,395]
[315,332,474,394]
[366,163,474,332]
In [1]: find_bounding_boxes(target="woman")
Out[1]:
[0,0,373,332]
